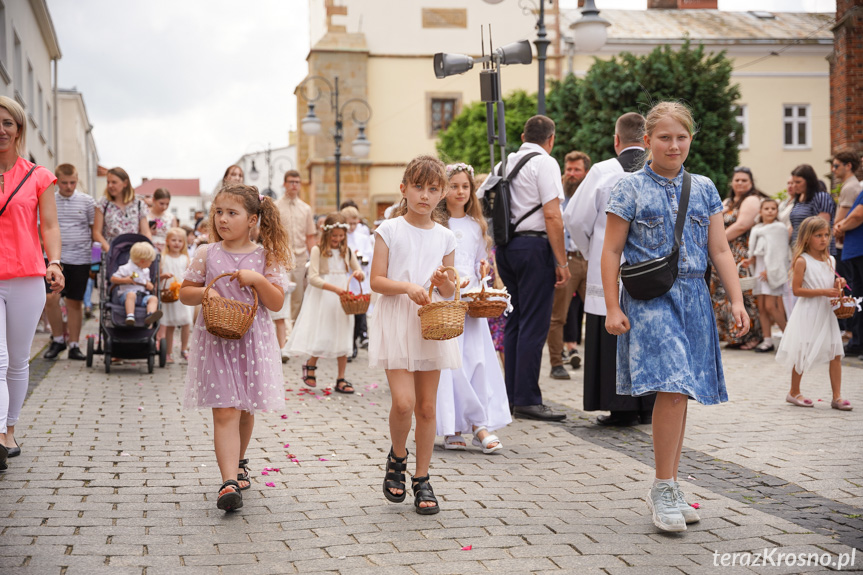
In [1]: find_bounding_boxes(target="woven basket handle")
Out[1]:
[425,266,461,302]
[204,272,259,308]
[345,273,363,295]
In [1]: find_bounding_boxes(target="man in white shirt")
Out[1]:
[495,115,570,422]
[564,112,655,427]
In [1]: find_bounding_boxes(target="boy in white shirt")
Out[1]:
[111,242,162,326]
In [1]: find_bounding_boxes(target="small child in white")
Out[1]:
[111,241,162,326]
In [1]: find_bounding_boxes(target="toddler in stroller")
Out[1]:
[111,241,163,327]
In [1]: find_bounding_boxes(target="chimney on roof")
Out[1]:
[648,0,717,8]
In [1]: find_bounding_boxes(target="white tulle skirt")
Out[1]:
[436,315,511,435]
[368,292,461,372]
[775,296,844,374]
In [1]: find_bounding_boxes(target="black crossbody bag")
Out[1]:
[619,171,691,300]
[0,166,37,218]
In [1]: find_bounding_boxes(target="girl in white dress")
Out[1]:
[776,216,849,410]
[369,155,460,515]
[745,199,790,352]
[287,212,363,393]
[159,227,193,363]
[436,163,511,454]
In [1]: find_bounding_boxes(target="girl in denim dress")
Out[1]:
[602,102,750,533]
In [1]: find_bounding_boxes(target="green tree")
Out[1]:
[549,39,741,192]
[436,90,537,173]
[437,40,742,191]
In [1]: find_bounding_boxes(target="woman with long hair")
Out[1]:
[93,167,151,251]
[709,167,765,350]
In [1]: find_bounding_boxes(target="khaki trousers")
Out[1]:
[546,252,587,367]
[290,251,309,321]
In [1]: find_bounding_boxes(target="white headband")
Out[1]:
[323,222,349,231]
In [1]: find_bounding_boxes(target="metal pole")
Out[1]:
[535,0,551,116]
[334,76,341,209]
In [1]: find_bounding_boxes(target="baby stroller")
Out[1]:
[85,233,167,373]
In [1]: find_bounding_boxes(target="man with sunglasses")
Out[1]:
[832,149,862,355]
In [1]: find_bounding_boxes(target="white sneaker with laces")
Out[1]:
[647,482,686,532]
[674,482,700,524]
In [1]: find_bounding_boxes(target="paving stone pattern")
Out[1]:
[1,319,861,574]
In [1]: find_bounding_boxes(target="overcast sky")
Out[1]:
[47,0,834,192]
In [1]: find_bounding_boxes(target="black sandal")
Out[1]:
[412,475,440,515]
[302,362,317,388]
[383,447,408,503]
[216,479,243,511]
[237,458,251,490]
[334,378,355,394]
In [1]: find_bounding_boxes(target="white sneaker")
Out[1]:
[647,483,686,532]
[674,482,701,524]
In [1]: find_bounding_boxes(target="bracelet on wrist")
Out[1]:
[556,261,568,269]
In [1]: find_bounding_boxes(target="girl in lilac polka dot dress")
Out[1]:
[180,184,292,512]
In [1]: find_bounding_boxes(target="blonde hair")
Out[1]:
[438,165,491,251]
[340,205,361,220]
[318,212,350,259]
[644,102,697,166]
[0,96,26,156]
[162,227,189,258]
[209,183,293,270]
[391,155,448,224]
[130,241,156,265]
[792,216,831,266]
[104,167,136,204]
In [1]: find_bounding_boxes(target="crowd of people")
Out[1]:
[1,90,861,533]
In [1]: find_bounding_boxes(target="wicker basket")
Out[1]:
[832,296,857,320]
[417,266,469,341]
[201,273,258,340]
[464,283,509,319]
[340,277,370,315]
[160,278,179,303]
[737,261,756,292]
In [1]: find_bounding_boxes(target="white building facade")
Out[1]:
[0,0,61,169]
[57,88,98,197]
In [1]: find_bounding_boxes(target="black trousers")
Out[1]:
[583,313,656,413]
[496,236,556,407]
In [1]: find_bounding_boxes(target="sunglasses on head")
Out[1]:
[733,166,752,175]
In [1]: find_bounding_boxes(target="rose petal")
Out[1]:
[687,475,696,480]
[691,503,701,509]
[284,444,290,448]
[280,414,288,419]
[319,458,328,461]
[461,545,472,551]
[369,402,376,406]
[291,458,299,463]
[261,471,269,475]
[265,482,275,487]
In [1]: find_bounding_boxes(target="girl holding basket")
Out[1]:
[180,184,292,512]
[369,155,459,515]
[287,212,364,393]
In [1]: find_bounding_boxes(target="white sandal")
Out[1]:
[444,435,466,450]
[471,427,503,454]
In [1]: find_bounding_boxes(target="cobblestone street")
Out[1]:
[1,317,861,574]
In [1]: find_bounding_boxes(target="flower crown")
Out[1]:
[446,162,474,179]
[323,222,349,231]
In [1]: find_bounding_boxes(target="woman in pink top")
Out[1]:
[0,96,64,471]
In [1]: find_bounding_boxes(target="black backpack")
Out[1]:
[482,152,541,246]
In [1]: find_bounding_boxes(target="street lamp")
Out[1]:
[570,0,611,55]
[516,0,553,115]
[298,75,372,209]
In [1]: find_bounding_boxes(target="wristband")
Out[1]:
[48,260,63,270]
[556,261,568,269]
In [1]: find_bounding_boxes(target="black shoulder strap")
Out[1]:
[507,152,544,229]
[672,171,692,250]
[505,152,541,182]
[0,166,37,218]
